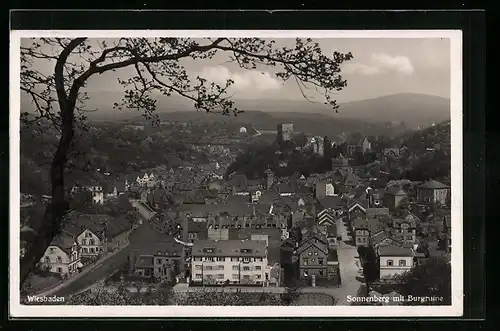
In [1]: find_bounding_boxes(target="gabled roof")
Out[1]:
[417,180,449,189]
[378,245,413,257]
[49,233,78,255]
[385,186,407,196]
[317,196,344,210]
[191,239,267,257]
[278,182,295,194]
[366,208,390,218]
[348,199,369,212]
[344,172,361,187]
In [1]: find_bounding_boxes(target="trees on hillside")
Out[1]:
[357,245,379,296]
[20,36,353,285]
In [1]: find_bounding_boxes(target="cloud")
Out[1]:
[343,53,414,76]
[198,65,281,91]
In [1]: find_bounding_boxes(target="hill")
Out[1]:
[22,91,450,130]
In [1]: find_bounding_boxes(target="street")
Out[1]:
[53,246,130,297]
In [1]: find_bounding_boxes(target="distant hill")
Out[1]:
[22,91,450,130]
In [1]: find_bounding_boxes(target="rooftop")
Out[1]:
[378,245,413,257]
[191,239,268,257]
[418,180,449,189]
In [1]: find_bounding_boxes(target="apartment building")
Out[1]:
[191,239,268,286]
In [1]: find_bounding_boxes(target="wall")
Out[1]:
[379,256,413,278]
[77,229,106,256]
[299,244,328,278]
[40,245,80,275]
[191,256,268,285]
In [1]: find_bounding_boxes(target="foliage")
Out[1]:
[375,256,452,305]
[357,245,379,295]
[226,142,331,179]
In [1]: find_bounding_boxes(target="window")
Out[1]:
[255,257,263,262]
[158,267,161,273]
[194,257,202,261]
[256,275,261,279]
[45,256,50,263]
[399,260,406,267]
[206,257,214,262]
[205,266,213,270]
[314,251,318,256]
[216,257,224,261]
[232,274,239,279]
[90,239,95,245]
[318,258,324,265]
[57,267,62,273]
[56,256,62,263]
[243,275,250,280]
[311,258,315,263]
[387,259,394,266]
[243,257,250,262]
[83,248,88,253]
[86,232,92,238]
[232,265,239,270]
[217,274,224,279]
[308,251,312,256]
[319,270,324,276]
[255,266,262,270]
[218,265,224,270]
[243,266,250,271]
[195,265,202,270]
[303,258,308,266]
[156,259,162,265]
[231,257,238,261]
[195,274,202,279]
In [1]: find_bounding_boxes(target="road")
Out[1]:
[53,246,130,297]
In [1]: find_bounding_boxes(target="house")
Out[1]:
[64,213,134,256]
[128,220,184,280]
[416,180,450,205]
[316,196,344,227]
[297,229,329,279]
[352,217,383,247]
[359,137,372,153]
[368,189,385,208]
[347,199,369,220]
[39,234,82,277]
[393,214,418,244]
[384,186,407,210]
[326,249,340,281]
[382,148,401,161]
[191,239,269,285]
[277,182,295,197]
[377,245,414,279]
[324,224,338,248]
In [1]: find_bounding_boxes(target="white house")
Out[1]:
[89,185,104,204]
[39,235,82,276]
[377,245,414,279]
[191,240,269,286]
[76,228,107,257]
[325,183,336,196]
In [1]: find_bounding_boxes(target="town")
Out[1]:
[20,119,452,306]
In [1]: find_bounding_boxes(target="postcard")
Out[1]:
[10,29,462,318]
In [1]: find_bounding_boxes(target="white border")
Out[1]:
[9,30,463,318]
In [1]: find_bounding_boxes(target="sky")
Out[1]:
[20,37,451,107]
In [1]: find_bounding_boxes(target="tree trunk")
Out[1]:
[19,39,85,285]
[20,108,75,283]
